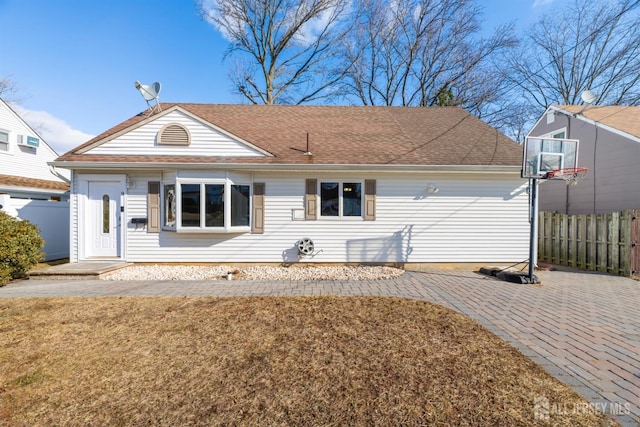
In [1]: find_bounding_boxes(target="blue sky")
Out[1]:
[0,0,557,154]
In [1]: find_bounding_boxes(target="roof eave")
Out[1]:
[51,160,521,174]
[0,185,69,195]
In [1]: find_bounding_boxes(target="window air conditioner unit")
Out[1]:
[18,135,40,148]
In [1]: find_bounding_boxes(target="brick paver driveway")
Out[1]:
[1,269,638,425]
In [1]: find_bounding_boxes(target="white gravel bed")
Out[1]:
[102,264,404,281]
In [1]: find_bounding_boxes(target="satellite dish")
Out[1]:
[581,89,597,105]
[134,81,162,112]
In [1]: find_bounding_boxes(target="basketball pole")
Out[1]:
[528,178,539,282]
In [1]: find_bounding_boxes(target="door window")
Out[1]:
[102,195,110,233]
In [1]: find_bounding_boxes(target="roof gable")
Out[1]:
[0,98,60,159]
[0,98,70,184]
[57,104,522,168]
[552,105,640,142]
[77,105,272,157]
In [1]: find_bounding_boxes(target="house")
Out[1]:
[0,98,70,260]
[528,105,640,215]
[53,104,529,267]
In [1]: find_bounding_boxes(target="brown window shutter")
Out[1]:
[252,183,265,234]
[305,179,317,220]
[148,181,160,233]
[364,179,376,221]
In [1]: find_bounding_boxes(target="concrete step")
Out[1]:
[29,262,132,280]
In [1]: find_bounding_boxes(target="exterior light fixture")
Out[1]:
[427,184,439,194]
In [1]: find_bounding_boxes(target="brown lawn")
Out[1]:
[0,296,610,426]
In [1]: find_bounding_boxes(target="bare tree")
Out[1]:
[341,0,516,111]
[0,76,23,105]
[198,0,351,104]
[505,0,640,110]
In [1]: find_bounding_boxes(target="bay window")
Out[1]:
[204,184,224,227]
[162,177,251,232]
[164,184,176,228]
[231,185,250,226]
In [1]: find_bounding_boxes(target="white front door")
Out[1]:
[86,181,122,258]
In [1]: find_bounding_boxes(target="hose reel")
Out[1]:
[297,238,315,256]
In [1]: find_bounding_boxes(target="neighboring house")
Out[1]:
[53,104,528,267]
[528,105,640,215]
[0,98,70,260]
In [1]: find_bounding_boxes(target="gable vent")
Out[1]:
[158,123,191,146]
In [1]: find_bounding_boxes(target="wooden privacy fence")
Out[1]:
[538,210,640,277]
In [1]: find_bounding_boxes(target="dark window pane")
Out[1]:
[320,182,339,216]
[343,182,362,216]
[205,184,224,227]
[231,185,250,226]
[181,183,200,227]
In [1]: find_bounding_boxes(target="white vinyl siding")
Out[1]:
[0,100,69,182]
[85,110,266,157]
[118,171,529,263]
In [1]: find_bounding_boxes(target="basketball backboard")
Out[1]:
[522,136,579,179]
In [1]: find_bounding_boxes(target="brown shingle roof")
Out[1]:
[57,104,521,167]
[557,105,640,139]
[0,174,69,192]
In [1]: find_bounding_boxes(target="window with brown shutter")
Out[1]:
[306,178,376,220]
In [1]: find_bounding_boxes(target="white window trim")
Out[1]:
[318,180,364,220]
[0,129,10,154]
[536,128,574,174]
[164,177,252,233]
[542,128,567,139]
[162,183,176,231]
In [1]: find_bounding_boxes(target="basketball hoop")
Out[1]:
[544,167,588,185]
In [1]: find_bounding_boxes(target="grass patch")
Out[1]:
[0,297,609,426]
[12,369,47,387]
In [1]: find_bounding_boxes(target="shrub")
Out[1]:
[0,211,44,286]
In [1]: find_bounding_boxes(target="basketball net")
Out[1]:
[544,167,588,185]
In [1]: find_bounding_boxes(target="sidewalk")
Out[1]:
[1,269,638,425]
